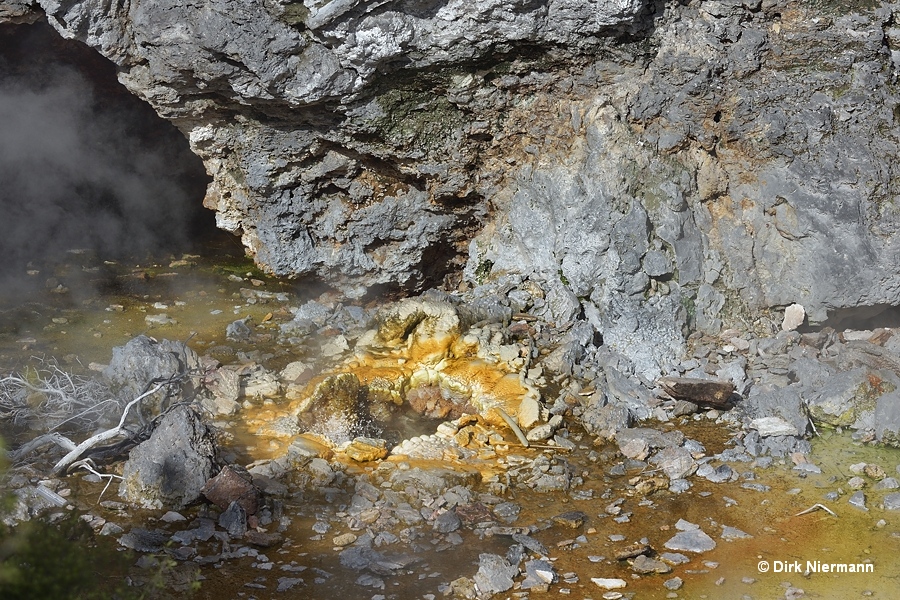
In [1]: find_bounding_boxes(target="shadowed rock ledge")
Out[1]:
[4,0,900,377]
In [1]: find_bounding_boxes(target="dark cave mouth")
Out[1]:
[0,20,221,275]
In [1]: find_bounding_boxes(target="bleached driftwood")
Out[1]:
[51,380,168,476]
[0,362,116,430]
[795,503,837,517]
[6,432,76,462]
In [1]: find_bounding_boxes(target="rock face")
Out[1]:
[119,406,217,509]
[6,1,900,374]
[103,335,201,418]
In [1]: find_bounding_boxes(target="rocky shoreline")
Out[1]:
[4,272,900,598]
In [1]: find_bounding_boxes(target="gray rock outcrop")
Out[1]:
[103,335,199,413]
[119,405,217,509]
[5,1,900,375]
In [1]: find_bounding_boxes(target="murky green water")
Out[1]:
[2,247,900,599]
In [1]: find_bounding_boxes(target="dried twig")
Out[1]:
[71,459,123,501]
[51,380,168,476]
[795,503,837,517]
[496,407,529,448]
[0,360,118,432]
[6,432,76,462]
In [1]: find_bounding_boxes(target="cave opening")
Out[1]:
[0,21,227,293]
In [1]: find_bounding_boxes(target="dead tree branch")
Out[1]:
[51,380,168,476]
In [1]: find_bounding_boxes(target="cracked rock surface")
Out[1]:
[5,0,900,375]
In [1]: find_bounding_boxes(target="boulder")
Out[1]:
[806,368,875,427]
[103,335,199,413]
[741,385,811,438]
[119,406,216,509]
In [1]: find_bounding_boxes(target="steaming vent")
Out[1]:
[0,21,212,287]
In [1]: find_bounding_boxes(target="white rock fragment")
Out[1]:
[591,578,627,590]
[280,360,313,382]
[721,525,752,541]
[517,395,541,428]
[619,438,650,460]
[145,313,176,326]
[781,303,805,331]
[160,511,187,523]
[675,519,700,531]
[320,334,349,357]
[842,329,873,341]
[750,416,798,437]
[664,528,717,553]
[243,371,281,398]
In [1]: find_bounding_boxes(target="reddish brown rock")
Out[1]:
[455,502,495,527]
[657,376,736,409]
[201,464,261,516]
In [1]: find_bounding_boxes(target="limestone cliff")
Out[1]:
[3,0,900,377]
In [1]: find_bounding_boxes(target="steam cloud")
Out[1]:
[0,23,211,278]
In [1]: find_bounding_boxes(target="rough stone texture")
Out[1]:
[782,303,806,332]
[473,553,518,596]
[103,335,199,412]
[750,416,799,438]
[664,528,717,553]
[581,400,632,439]
[201,464,261,516]
[522,559,557,588]
[652,446,696,480]
[119,406,217,509]
[218,500,248,537]
[740,385,811,437]
[875,390,900,447]
[344,437,389,462]
[806,368,874,427]
[7,1,900,376]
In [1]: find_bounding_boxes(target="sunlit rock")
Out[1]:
[344,437,389,462]
[591,578,627,590]
[103,335,199,414]
[750,416,799,438]
[242,368,281,399]
[782,303,806,332]
[292,373,372,443]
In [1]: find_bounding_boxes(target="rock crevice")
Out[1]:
[5,0,900,374]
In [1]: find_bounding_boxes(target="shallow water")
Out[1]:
[2,248,900,600]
